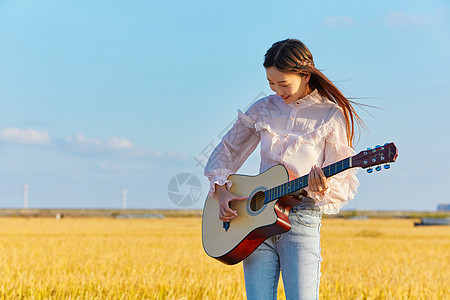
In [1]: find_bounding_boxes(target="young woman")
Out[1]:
[204,38,362,299]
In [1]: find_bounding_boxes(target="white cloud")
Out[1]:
[126,147,153,157]
[385,11,438,27]
[64,134,103,152]
[63,133,160,158]
[324,16,355,27]
[0,126,175,159]
[64,134,136,153]
[106,137,134,149]
[0,128,50,145]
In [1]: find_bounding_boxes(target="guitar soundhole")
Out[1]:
[249,191,266,212]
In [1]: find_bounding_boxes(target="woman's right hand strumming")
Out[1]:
[213,184,247,222]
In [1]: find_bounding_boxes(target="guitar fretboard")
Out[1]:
[263,157,352,204]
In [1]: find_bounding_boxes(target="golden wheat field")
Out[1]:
[0,217,448,300]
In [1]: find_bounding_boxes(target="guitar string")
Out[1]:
[223,151,394,221]
[227,160,351,211]
[228,171,314,211]
[229,180,303,211]
[228,175,310,211]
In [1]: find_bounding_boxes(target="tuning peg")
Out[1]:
[367,147,372,150]
[384,143,389,146]
[375,145,381,149]
[367,168,373,173]
[376,166,381,171]
[384,164,390,169]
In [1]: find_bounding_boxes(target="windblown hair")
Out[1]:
[263,38,364,148]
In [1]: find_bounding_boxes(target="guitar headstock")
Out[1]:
[352,142,398,173]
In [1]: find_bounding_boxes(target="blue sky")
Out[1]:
[0,0,449,211]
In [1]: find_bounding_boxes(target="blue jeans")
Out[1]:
[243,198,322,300]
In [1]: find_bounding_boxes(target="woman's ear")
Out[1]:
[304,73,311,83]
[300,72,311,83]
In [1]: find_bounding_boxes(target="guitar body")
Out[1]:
[202,142,398,265]
[202,164,299,265]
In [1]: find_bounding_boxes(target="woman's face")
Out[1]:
[265,67,310,104]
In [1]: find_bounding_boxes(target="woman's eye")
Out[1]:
[268,82,289,87]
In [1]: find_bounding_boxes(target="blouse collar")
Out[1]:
[288,89,323,109]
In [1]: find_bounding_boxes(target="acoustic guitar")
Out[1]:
[202,142,398,265]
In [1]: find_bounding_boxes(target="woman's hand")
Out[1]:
[308,164,329,195]
[213,184,247,222]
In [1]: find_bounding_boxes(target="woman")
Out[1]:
[204,38,362,299]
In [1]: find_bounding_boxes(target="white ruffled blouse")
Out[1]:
[204,89,359,214]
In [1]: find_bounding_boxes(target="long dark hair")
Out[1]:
[263,38,364,148]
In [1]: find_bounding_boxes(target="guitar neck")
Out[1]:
[263,157,352,204]
[261,142,398,204]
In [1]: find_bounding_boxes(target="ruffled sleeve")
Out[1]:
[204,105,261,198]
[307,109,360,214]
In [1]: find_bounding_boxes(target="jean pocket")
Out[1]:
[290,210,322,228]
